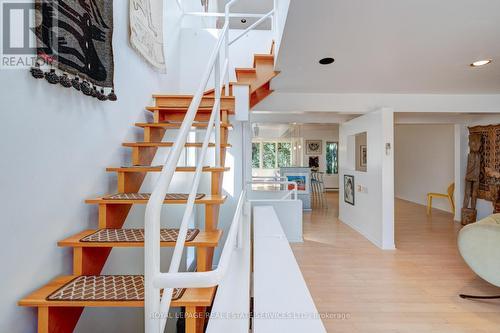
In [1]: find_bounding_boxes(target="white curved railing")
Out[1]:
[144,1,277,332]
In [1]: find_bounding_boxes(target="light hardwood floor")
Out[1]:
[292,192,500,333]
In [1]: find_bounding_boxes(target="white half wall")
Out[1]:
[395,124,455,213]
[339,109,395,249]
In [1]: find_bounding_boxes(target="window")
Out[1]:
[251,140,293,169]
[277,142,292,167]
[326,142,338,174]
[262,142,276,169]
[252,142,260,168]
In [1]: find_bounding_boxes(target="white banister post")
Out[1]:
[273,0,278,41]
[224,6,230,96]
[215,54,221,167]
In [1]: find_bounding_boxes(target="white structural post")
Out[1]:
[215,54,221,167]
[273,0,278,40]
[224,4,230,96]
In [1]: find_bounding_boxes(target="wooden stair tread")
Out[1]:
[253,54,275,67]
[18,275,215,308]
[107,166,230,173]
[58,229,222,248]
[235,68,257,74]
[151,95,235,113]
[203,82,250,96]
[152,94,235,99]
[145,106,233,114]
[85,194,226,205]
[238,71,279,92]
[123,142,232,148]
[135,122,232,129]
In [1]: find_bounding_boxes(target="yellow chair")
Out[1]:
[427,183,455,215]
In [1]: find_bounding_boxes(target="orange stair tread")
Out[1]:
[106,166,230,173]
[85,194,227,205]
[18,275,215,308]
[122,142,232,148]
[152,94,234,100]
[135,122,232,129]
[145,106,233,114]
[58,229,222,248]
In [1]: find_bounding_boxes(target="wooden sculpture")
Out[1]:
[461,133,482,225]
[486,167,500,213]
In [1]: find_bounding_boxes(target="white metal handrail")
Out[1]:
[144,1,278,332]
[153,188,247,288]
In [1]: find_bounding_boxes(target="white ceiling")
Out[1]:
[217,0,273,29]
[273,0,500,94]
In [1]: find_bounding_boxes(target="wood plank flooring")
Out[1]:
[292,192,500,332]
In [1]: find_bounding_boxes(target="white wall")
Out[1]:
[395,124,455,213]
[0,2,271,332]
[178,28,273,94]
[0,1,184,332]
[339,109,395,250]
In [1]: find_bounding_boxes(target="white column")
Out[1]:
[454,124,468,222]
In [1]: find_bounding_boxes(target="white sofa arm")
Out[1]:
[458,214,500,287]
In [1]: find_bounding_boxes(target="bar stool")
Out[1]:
[311,171,327,208]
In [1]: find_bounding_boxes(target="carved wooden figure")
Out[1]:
[461,133,482,225]
[486,167,500,214]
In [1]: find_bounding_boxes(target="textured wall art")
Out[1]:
[309,156,319,168]
[306,140,322,155]
[32,0,116,101]
[360,145,367,167]
[468,124,500,201]
[130,0,166,72]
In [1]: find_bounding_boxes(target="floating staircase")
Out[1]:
[19,42,278,333]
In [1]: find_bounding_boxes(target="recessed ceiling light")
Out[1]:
[319,57,335,65]
[241,18,247,23]
[470,59,492,67]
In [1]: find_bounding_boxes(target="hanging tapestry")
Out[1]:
[469,124,500,201]
[31,0,116,101]
[130,0,166,72]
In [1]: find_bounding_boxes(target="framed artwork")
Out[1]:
[344,175,355,205]
[284,173,310,194]
[360,145,367,167]
[306,140,322,155]
[308,156,319,168]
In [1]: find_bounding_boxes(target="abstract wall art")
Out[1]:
[130,0,166,72]
[344,174,355,205]
[32,0,116,101]
[306,140,322,155]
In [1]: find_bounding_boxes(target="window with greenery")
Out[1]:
[326,142,338,174]
[277,142,292,167]
[252,140,293,169]
[262,142,276,169]
[252,143,260,168]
